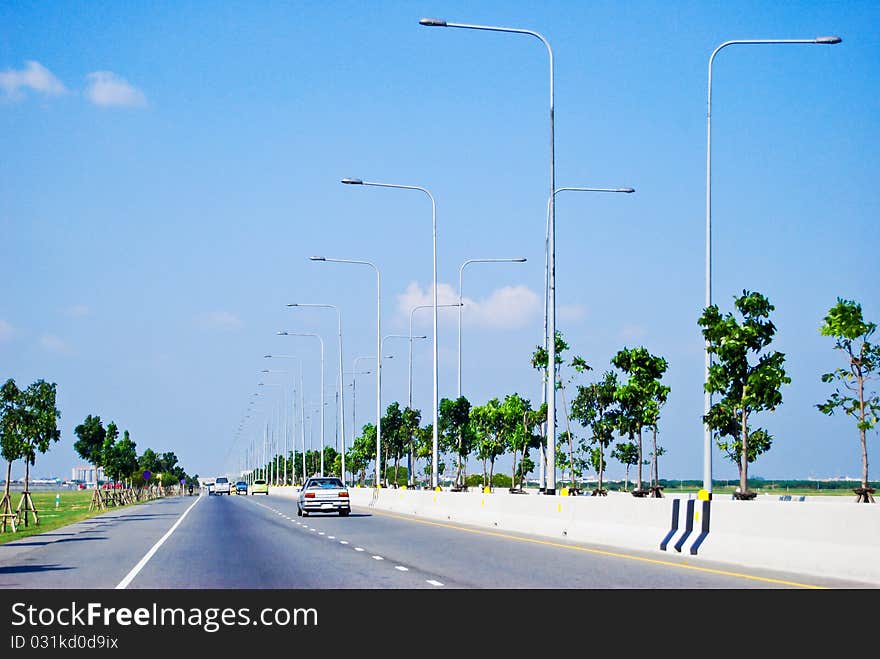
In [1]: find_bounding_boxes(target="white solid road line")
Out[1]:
[115,495,203,590]
[395,566,409,571]
[426,580,443,587]
[372,555,384,560]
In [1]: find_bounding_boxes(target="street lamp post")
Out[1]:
[277,331,325,476]
[458,258,527,398]
[703,35,841,497]
[420,17,554,491]
[311,256,381,488]
[260,367,297,484]
[540,186,634,492]
[341,177,441,489]
[264,355,306,484]
[257,381,285,486]
[408,303,459,487]
[288,303,346,480]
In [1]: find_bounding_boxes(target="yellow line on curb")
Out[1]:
[358,506,826,589]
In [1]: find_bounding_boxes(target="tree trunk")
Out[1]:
[635,430,643,491]
[559,381,576,488]
[598,445,605,491]
[3,461,10,501]
[489,458,495,491]
[482,458,487,488]
[624,465,629,492]
[858,372,868,490]
[740,405,749,494]
[510,448,518,490]
[652,426,659,488]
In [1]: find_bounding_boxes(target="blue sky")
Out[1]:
[1,1,877,482]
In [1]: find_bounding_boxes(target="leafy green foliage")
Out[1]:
[817,298,880,489]
[74,414,107,469]
[699,290,790,494]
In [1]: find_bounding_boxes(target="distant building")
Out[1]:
[71,465,105,483]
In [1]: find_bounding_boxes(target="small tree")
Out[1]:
[571,371,619,493]
[817,298,880,500]
[0,379,25,530]
[699,290,791,498]
[438,396,473,489]
[611,442,639,492]
[471,399,507,490]
[74,414,107,488]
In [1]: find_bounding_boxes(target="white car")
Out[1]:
[211,476,231,495]
[296,477,350,516]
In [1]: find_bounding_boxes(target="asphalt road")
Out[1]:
[0,492,873,589]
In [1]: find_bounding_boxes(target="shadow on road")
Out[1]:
[0,564,73,574]
[3,536,109,547]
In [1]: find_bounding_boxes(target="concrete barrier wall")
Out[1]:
[342,487,880,586]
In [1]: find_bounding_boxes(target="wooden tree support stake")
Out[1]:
[16,490,39,527]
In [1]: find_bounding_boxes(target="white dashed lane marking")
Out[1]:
[251,499,445,587]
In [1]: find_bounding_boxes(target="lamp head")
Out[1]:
[264,355,272,358]
[341,178,363,185]
[515,257,527,262]
[815,36,842,44]
[419,18,447,27]
[277,331,288,335]
[287,303,298,307]
[309,256,326,262]
[618,188,636,193]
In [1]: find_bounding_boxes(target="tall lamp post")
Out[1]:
[341,177,441,489]
[257,381,285,486]
[703,35,841,497]
[260,368,297,485]
[277,331,325,476]
[288,303,346,479]
[540,186,634,491]
[264,355,306,484]
[311,256,381,487]
[420,17,554,490]
[458,257,526,398]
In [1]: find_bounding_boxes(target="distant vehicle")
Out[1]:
[296,477,350,517]
[212,476,231,495]
[250,479,269,495]
[234,481,248,495]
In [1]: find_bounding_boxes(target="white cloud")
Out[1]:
[40,334,72,355]
[0,61,67,100]
[63,304,91,318]
[84,71,146,107]
[0,320,15,341]
[197,311,243,331]
[397,281,540,330]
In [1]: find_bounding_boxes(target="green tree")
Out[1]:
[471,398,507,489]
[532,331,577,488]
[347,424,375,486]
[0,379,25,522]
[401,406,421,487]
[571,370,619,493]
[611,441,639,492]
[19,380,61,490]
[101,422,120,484]
[611,347,665,492]
[138,448,161,484]
[699,290,791,497]
[104,429,139,486]
[74,414,107,488]
[817,298,880,495]
[439,396,473,489]
[381,403,405,486]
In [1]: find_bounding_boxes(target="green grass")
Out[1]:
[0,489,150,546]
